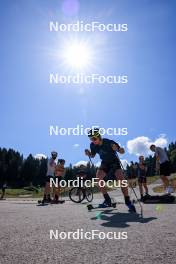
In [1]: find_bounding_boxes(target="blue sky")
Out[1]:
[0,0,176,165]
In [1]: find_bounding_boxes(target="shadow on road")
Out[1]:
[90,210,157,228]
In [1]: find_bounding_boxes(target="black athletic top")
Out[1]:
[90,138,120,163]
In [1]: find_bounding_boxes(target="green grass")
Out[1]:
[2,186,99,198]
[3,188,43,198]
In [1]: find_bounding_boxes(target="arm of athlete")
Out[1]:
[85,141,97,158]
[111,142,125,154]
[85,149,96,158]
[155,149,160,171]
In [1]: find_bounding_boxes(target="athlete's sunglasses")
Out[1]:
[90,137,99,141]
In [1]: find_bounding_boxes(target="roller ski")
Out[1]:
[37,199,65,205]
[37,201,50,206]
[50,199,65,204]
[37,199,50,206]
[87,199,117,211]
[141,193,175,204]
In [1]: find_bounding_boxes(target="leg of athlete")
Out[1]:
[143,182,148,195]
[115,169,136,212]
[138,181,143,200]
[115,169,128,196]
[43,180,52,202]
[45,182,51,195]
[53,172,63,201]
[160,175,169,190]
[96,169,112,206]
[53,186,60,201]
[161,175,174,194]
[96,169,107,194]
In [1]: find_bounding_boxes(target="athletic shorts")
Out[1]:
[138,177,147,184]
[99,160,121,175]
[45,175,54,183]
[160,161,170,176]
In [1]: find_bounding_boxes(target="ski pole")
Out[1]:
[88,156,94,167]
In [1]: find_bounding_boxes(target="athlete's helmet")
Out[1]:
[51,151,58,156]
[88,128,100,138]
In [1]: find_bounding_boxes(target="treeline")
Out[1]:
[0,148,96,188]
[0,142,176,188]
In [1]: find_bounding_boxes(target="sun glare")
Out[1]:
[62,41,92,71]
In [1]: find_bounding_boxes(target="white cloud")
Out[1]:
[34,154,47,160]
[154,134,167,148]
[73,143,80,148]
[127,135,168,157]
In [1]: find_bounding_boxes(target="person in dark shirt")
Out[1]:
[85,128,136,212]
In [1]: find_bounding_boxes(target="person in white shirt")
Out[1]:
[150,145,173,194]
[43,151,57,202]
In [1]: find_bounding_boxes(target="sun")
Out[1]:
[64,44,90,68]
[62,41,93,71]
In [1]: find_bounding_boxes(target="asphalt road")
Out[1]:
[0,188,176,264]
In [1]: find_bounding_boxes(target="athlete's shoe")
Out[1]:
[140,194,144,202]
[41,199,46,204]
[145,193,150,197]
[165,187,174,194]
[98,199,112,208]
[143,193,151,199]
[128,204,136,213]
[42,197,52,203]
